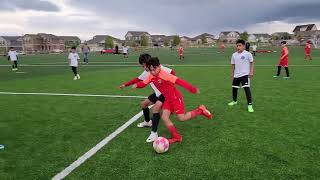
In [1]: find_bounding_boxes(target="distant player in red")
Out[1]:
[274,41,290,79]
[133,57,213,144]
[220,43,225,53]
[179,46,184,60]
[304,41,312,61]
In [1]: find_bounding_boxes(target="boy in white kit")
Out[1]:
[68,46,81,80]
[8,47,18,71]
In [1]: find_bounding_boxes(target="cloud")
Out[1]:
[0,0,59,12]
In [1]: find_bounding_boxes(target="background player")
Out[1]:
[179,45,184,60]
[228,40,254,113]
[8,47,18,71]
[133,57,212,144]
[274,41,290,79]
[68,46,81,80]
[119,54,175,142]
[305,41,312,61]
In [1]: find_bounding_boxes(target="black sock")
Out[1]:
[277,66,281,76]
[285,67,290,77]
[12,65,15,69]
[14,61,18,68]
[152,113,160,132]
[232,88,238,102]
[142,108,150,122]
[244,87,252,105]
[71,67,77,76]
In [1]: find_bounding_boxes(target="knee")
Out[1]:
[140,101,148,108]
[176,115,185,122]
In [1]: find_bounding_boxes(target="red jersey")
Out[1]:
[279,47,289,67]
[220,44,225,49]
[305,44,311,50]
[179,47,183,54]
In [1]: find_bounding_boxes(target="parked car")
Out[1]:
[17,51,26,55]
[101,48,114,54]
[52,49,64,53]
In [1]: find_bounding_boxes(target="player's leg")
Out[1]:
[137,96,153,128]
[241,76,254,113]
[274,66,281,78]
[284,67,290,79]
[71,66,77,80]
[229,78,240,105]
[14,61,18,70]
[146,100,163,142]
[162,109,182,144]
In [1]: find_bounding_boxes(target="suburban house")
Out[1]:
[293,24,320,41]
[59,36,81,46]
[151,35,166,46]
[271,32,294,40]
[192,33,216,45]
[248,34,272,43]
[0,36,23,55]
[219,31,240,43]
[86,35,123,52]
[23,33,65,54]
[180,36,193,46]
[125,31,152,46]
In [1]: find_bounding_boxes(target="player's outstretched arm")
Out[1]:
[175,78,199,94]
[119,77,141,89]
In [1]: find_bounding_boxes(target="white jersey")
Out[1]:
[252,45,257,51]
[138,65,172,97]
[123,47,128,54]
[231,50,253,78]
[68,52,80,67]
[8,50,18,61]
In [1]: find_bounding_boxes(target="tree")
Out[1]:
[201,35,207,44]
[296,32,304,42]
[272,34,280,41]
[65,40,80,49]
[173,35,181,46]
[240,31,249,41]
[163,39,169,47]
[105,36,114,49]
[140,35,148,47]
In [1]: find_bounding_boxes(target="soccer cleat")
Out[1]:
[273,76,280,78]
[137,120,152,128]
[228,101,238,106]
[73,76,78,80]
[198,105,213,119]
[168,134,182,144]
[283,77,291,79]
[77,74,81,80]
[146,131,158,143]
[248,105,254,113]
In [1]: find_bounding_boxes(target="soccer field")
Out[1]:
[0,47,319,179]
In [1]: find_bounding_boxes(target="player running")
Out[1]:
[304,41,312,61]
[274,41,290,79]
[132,57,213,144]
[119,54,175,142]
[179,46,184,60]
[8,47,18,71]
[219,43,225,53]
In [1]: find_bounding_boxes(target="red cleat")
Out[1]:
[199,105,213,120]
[168,133,182,144]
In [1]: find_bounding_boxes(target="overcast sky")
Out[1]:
[0,0,319,40]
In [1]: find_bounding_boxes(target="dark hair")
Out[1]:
[138,53,151,65]
[146,57,160,69]
[281,41,287,45]
[10,47,14,49]
[71,46,76,50]
[236,39,246,45]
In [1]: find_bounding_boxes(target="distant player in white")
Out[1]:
[252,44,257,56]
[68,46,81,80]
[123,45,129,58]
[8,47,18,71]
[119,53,175,142]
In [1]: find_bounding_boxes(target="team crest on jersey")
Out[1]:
[241,56,245,60]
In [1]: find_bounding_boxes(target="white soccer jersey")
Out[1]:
[8,50,18,61]
[231,50,254,78]
[68,52,80,67]
[123,47,128,54]
[252,45,257,51]
[138,65,172,97]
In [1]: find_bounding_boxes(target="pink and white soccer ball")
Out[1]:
[153,137,169,154]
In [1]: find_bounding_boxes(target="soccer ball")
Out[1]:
[153,137,169,154]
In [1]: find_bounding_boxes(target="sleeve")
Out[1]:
[77,54,80,60]
[175,78,198,94]
[231,54,235,64]
[158,70,178,84]
[68,53,71,59]
[135,74,153,88]
[138,71,149,80]
[124,78,141,87]
[170,69,176,76]
[248,53,254,62]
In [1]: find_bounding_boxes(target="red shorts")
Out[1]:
[305,50,311,55]
[162,95,185,115]
[279,59,288,67]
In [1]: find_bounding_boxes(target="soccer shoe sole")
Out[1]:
[199,105,213,119]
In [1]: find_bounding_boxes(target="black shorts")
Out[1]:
[123,53,128,55]
[232,75,250,88]
[148,93,165,104]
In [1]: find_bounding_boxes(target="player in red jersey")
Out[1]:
[274,41,290,79]
[304,41,312,61]
[132,57,213,144]
[220,43,225,53]
[179,46,184,60]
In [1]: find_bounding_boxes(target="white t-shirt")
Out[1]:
[8,50,18,61]
[123,47,128,54]
[138,65,172,97]
[231,50,253,78]
[252,45,257,51]
[68,52,80,67]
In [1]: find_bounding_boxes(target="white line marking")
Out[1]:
[52,110,145,180]
[0,92,146,99]
[29,62,137,65]
[0,65,139,67]
[15,72,27,74]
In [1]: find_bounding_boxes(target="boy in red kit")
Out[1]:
[305,41,312,61]
[179,46,184,60]
[274,41,290,79]
[220,43,225,53]
[132,57,213,144]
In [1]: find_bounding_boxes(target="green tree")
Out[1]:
[173,35,181,46]
[240,31,249,41]
[296,32,304,42]
[163,39,169,47]
[201,35,207,44]
[272,34,280,41]
[65,40,80,49]
[105,36,114,49]
[140,35,148,47]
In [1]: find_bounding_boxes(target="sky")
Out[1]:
[0,0,319,41]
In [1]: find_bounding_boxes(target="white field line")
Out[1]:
[52,109,146,180]
[0,65,139,67]
[0,92,146,99]
[29,62,137,65]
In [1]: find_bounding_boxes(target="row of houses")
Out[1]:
[1,24,319,54]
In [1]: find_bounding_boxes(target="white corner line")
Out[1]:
[0,92,146,99]
[52,109,147,180]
